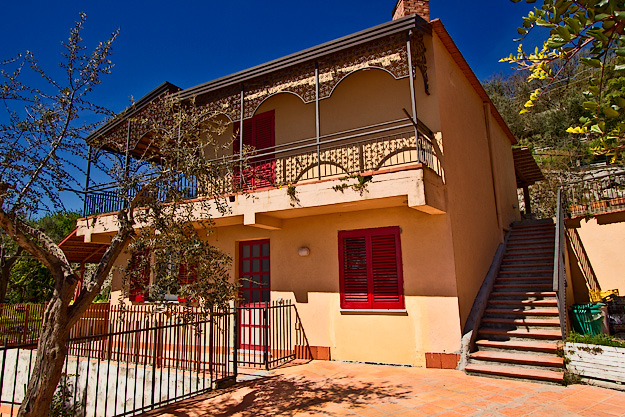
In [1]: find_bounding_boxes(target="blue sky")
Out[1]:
[0,1,540,214]
[0,0,539,114]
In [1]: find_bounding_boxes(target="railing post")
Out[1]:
[151,324,158,409]
[263,304,269,370]
[22,305,29,344]
[232,306,238,380]
[83,145,92,216]
[0,336,7,405]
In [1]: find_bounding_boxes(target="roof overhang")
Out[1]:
[513,147,545,188]
[86,14,431,150]
[59,229,109,264]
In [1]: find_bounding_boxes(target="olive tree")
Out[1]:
[504,0,625,163]
[0,14,237,416]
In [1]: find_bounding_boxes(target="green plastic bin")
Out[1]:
[570,303,605,335]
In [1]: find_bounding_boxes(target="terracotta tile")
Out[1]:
[413,403,446,415]
[428,398,461,410]
[436,412,465,417]
[450,405,480,416]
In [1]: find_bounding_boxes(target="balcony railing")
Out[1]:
[561,170,625,217]
[84,120,440,217]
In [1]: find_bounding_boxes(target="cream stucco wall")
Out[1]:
[430,32,519,329]
[108,206,461,366]
[575,215,625,293]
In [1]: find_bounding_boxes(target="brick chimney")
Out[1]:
[392,0,430,21]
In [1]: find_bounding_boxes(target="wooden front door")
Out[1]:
[239,239,270,350]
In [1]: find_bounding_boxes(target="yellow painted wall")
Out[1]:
[430,33,517,329]
[575,215,625,293]
[109,206,461,366]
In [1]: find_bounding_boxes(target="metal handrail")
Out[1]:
[554,187,568,339]
[566,228,601,292]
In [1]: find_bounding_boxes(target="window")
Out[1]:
[338,226,404,310]
[177,263,197,303]
[129,250,150,302]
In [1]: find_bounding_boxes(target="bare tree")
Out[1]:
[0,14,237,416]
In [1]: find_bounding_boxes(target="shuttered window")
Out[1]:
[233,110,275,190]
[177,263,197,303]
[129,250,151,302]
[338,227,404,309]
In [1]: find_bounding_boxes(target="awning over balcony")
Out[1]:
[513,147,545,188]
[59,229,108,264]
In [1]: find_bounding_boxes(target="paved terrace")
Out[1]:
[141,361,625,417]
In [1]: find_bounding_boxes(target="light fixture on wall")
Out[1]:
[298,247,310,257]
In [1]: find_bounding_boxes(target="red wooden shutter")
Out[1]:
[251,111,275,188]
[370,231,404,309]
[233,119,253,154]
[178,263,197,303]
[252,111,275,154]
[339,235,371,309]
[129,250,150,302]
[338,227,404,310]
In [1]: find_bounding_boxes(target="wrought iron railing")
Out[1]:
[83,121,440,217]
[566,228,601,293]
[562,170,625,217]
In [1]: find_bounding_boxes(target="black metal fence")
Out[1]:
[0,301,308,416]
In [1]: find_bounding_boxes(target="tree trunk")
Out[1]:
[0,249,20,303]
[17,280,74,416]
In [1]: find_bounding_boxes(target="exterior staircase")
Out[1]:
[465,220,565,384]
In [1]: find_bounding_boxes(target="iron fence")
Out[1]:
[0,304,46,346]
[0,301,307,416]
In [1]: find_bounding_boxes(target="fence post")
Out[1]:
[22,305,30,344]
[263,304,269,370]
[151,325,157,410]
[232,306,238,380]
[0,336,7,405]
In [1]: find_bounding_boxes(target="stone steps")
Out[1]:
[466,220,563,384]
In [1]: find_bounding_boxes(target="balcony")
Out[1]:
[83,120,443,219]
[562,170,625,218]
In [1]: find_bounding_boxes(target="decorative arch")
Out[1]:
[251,91,307,118]
[326,66,400,100]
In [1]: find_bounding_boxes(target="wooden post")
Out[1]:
[523,185,532,215]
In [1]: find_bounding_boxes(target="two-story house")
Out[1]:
[71,0,534,368]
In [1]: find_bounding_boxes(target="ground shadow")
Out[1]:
[140,370,412,416]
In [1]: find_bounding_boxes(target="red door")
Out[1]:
[239,239,270,350]
[233,111,275,190]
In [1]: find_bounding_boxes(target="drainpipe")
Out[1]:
[483,103,502,235]
[315,62,321,180]
[406,30,420,159]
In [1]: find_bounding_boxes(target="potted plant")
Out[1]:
[609,196,625,208]
[589,199,609,213]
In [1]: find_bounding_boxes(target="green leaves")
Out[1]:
[507,0,625,163]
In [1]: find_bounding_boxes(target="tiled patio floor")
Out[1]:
[142,360,625,416]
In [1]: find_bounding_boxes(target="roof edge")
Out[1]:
[86,81,181,143]
[430,19,517,145]
[177,14,431,100]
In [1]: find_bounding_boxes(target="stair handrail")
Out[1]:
[566,227,601,292]
[554,187,568,339]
